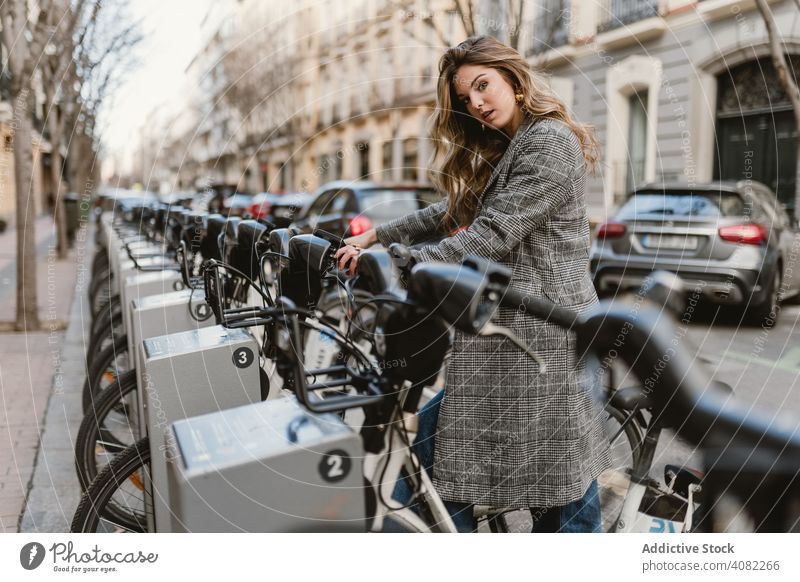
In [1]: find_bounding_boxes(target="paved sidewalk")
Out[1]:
[0,215,87,532]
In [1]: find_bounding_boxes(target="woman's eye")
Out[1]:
[478,81,488,90]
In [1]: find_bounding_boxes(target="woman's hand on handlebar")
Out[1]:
[344,229,377,249]
[334,228,378,276]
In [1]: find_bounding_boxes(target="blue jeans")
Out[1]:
[391,389,602,533]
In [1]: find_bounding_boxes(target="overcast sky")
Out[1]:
[99,0,216,173]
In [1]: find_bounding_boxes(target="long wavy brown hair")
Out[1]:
[431,36,599,230]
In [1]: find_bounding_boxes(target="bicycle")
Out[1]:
[73,239,648,532]
[73,225,371,531]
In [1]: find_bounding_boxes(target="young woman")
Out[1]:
[335,36,610,532]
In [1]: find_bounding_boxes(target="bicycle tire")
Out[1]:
[71,437,150,533]
[91,250,109,277]
[87,304,123,359]
[601,402,645,532]
[90,295,122,338]
[85,327,126,375]
[82,334,129,413]
[89,262,111,295]
[91,283,115,319]
[606,402,644,469]
[89,270,114,315]
[76,370,139,491]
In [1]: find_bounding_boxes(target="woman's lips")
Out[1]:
[482,110,495,121]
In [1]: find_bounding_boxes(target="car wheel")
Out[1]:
[746,268,781,327]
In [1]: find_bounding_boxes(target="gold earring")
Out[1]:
[515,92,524,103]
[481,123,485,131]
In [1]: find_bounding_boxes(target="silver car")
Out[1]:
[590,181,800,324]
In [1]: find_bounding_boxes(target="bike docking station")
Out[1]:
[130,287,215,410]
[165,395,365,532]
[122,269,186,358]
[139,325,263,532]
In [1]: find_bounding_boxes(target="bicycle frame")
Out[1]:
[364,415,458,533]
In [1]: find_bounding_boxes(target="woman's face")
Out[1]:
[452,64,524,137]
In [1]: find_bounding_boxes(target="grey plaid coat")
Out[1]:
[375,116,610,507]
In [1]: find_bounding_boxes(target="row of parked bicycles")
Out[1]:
[71,195,800,532]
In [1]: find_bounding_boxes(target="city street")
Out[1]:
[686,303,800,421]
[593,296,800,533]
[638,300,800,476]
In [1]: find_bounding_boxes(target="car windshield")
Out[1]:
[617,191,745,219]
[360,189,434,224]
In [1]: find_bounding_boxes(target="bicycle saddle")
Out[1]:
[608,386,657,412]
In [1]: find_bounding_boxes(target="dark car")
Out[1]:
[248,192,313,227]
[204,183,246,215]
[221,192,255,217]
[590,181,800,324]
[293,181,440,238]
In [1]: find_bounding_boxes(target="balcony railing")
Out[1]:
[598,0,660,34]
[532,0,570,55]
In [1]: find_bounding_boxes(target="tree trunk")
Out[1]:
[48,120,69,259]
[70,130,96,201]
[755,0,800,218]
[11,86,41,331]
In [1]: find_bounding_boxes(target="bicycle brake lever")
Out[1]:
[478,323,547,373]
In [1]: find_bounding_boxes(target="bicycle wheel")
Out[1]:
[600,403,644,532]
[75,370,139,491]
[82,335,130,413]
[87,305,124,359]
[89,270,115,318]
[71,437,150,533]
[91,250,109,278]
[90,295,122,338]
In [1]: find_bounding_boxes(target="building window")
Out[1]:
[260,162,269,192]
[598,0,659,34]
[402,138,418,182]
[532,0,569,55]
[626,90,648,194]
[481,0,507,41]
[358,142,370,179]
[382,141,393,181]
[335,150,343,180]
[279,161,288,192]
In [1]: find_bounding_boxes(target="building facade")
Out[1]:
[533,0,800,218]
[151,0,799,223]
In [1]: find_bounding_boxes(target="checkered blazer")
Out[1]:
[375,116,610,507]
